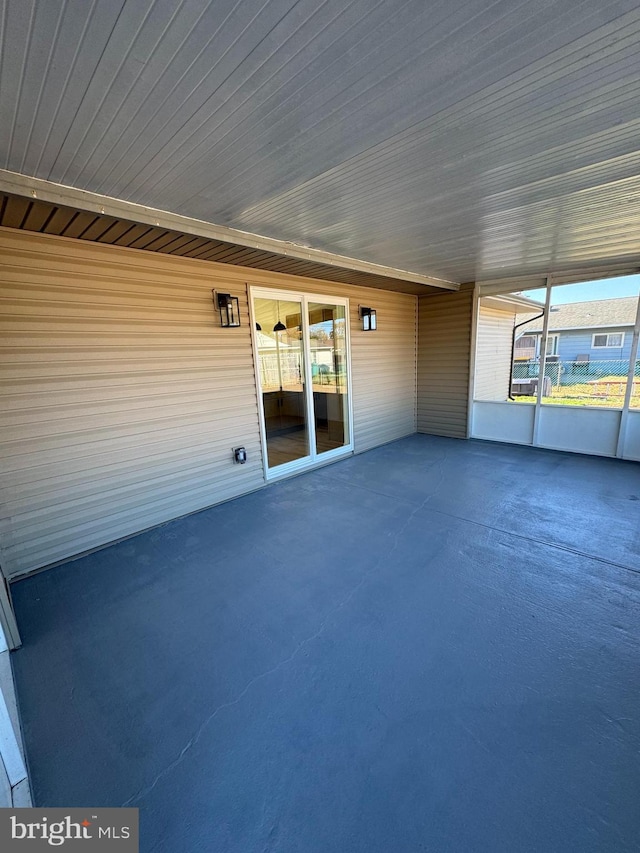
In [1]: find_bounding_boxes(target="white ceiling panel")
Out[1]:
[2,0,640,283]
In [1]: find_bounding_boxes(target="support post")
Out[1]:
[532,279,552,446]
[616,295,640,458]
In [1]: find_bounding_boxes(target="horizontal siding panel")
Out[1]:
[0,229,417,576]
[4,462,263,547]
[0,230,264,576]
[0,373,255,409]
[418,427,463,438]
[0,386,257,422]
[5,474,262,571]
[2,406,260,461]
[418,413,469,424]
[474,305,515,401]
[416,414,468,425]
[417,373,470,385]
[2,422,248,474]
[2,435,242,490]
[1,359,252,381]
[417,289,473,439]
[1,397,259,441]
[415,397,469,410]
[3,441,263,508]
[413,312,470,323]
[0,309,230,328]
[416,385,469,397]
[4,374,257,407]
[4,462,265,541]
[1,271,214,301]
[0,276,211,298]
[417,378,470,389]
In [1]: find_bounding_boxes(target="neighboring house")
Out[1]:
[515,297,638,365]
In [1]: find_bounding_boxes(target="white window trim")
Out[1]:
[546,333,560,356]
[536,333,559,357]
[591,332,625,348]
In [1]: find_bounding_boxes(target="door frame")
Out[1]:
[0,569,20,650]
[249,286,354,481]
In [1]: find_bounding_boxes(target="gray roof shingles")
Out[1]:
[517,296,638,332]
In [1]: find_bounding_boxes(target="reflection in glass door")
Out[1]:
[252,290,353,477]
[308,302,350,454]
[254,297,309,469]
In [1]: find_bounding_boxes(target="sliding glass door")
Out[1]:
[254,295,309,469]
[308,301,349,455]
[252,289,353,478]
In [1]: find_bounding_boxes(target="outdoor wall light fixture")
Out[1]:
[360,306,377,331]
[234,446,247,464]
[213,291,240,327]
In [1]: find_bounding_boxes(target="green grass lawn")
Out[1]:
[514,379,640,408]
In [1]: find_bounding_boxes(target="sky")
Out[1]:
[522,275,640,304]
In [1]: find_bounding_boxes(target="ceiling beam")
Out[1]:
[0,170,459,292]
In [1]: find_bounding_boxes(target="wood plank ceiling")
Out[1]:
[2,0,640,284]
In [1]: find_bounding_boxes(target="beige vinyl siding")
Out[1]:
[417,287,474,438]
[0,228,416,577]
[474,304,515,401]
[350,295,416,451]
[1,229,264,577]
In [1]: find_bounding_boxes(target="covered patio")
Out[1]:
[11,435,640,852]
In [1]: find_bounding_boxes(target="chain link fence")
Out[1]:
[511,359,640,407]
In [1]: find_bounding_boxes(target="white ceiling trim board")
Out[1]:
[0,170,460,291]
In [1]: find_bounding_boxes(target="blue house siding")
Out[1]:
[556,326,633,363]
[514,325,636,384]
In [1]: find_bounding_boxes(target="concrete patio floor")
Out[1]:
[10,434,640,852]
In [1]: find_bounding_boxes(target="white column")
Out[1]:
[532,279,552,446]
[616,295,640,457]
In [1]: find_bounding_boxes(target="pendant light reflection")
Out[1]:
[274,301,286,333]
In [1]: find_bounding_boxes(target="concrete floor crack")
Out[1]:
[120,451,448,808]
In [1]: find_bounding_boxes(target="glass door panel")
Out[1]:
[254,297,309,469]
[308,302,350,454]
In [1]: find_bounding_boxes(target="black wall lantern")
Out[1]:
[360,306,377,331]
[213,291,240,327]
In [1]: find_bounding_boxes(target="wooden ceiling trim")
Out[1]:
[62,212,102,239]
